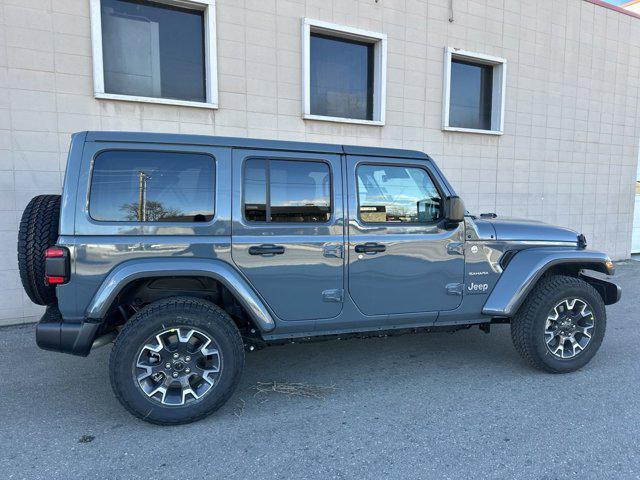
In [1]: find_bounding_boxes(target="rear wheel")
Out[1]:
[109,297,245,425]
[17,195,61,306]
[511,275,606,373]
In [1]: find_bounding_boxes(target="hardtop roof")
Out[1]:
[83,131,430,160]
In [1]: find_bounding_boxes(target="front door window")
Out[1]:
[356,164,442,224]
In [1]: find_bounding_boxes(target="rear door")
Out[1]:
[346,156,465,316]
[231,149,344,321]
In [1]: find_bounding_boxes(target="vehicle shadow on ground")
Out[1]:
[0,320,614,433]
[186,325,528,422]
[0,326,528,424]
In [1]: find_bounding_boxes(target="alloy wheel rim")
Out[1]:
[134,327,222,406]
[544,298,595,359]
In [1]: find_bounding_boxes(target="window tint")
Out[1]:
[449,59,493,130]
[310,33,374,120]
[90,150,214,222]
[244,159,331,223]
[101,0,205,102]
[357,165,441,223]
[244,159,267,222]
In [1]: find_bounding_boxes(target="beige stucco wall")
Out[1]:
[0,0,639,325]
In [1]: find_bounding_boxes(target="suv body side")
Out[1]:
[52,132,618,348]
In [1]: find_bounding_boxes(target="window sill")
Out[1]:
[95,93,218,110]
[442,126,503,135]
[303,113,384,126]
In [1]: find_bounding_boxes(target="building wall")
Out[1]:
[0,0,639,325]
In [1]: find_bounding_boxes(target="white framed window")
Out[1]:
[442,47,506,135]
[302,18,387,126]
[90,0,218,109]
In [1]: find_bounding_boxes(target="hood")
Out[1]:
[474,216,579,243]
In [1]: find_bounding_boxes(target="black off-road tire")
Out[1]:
[17,195,61,306]
[109,297,245,425]
[511,275,606,373]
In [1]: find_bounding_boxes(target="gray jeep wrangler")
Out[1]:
[18,131,621,425]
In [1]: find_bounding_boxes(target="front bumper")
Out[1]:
[36,305,101,356]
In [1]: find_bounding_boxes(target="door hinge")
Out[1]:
[322,288,344,303]
[447,242,465,255]
[323,244,343,258]
[446,283,464,296]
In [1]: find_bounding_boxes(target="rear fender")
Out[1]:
[482,248,616,317]
[85,258,276,332]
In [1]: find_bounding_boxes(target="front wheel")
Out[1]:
[109,297,245,425]
[511,275,606,373]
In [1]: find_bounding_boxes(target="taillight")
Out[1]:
[44,246,69,286]
[45,275,65,285]
[45,247,64,258]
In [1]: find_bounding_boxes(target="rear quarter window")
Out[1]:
[89,150,215,223]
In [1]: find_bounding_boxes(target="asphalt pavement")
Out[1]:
[1,262,639,479]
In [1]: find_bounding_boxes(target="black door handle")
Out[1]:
[248,244,285,256]
[354,242,386,254]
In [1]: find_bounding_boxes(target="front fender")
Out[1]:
[85,258,276,332]
[482,248,615,317]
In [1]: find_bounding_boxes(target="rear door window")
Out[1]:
[89,150,215,222]
[243,159,331,223]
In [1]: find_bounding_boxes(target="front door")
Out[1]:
[346,156,465,316]
[231,149,344,321]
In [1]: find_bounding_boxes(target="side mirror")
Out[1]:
[444,196,465,223]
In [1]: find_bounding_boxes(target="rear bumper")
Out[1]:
[36,305,101,356]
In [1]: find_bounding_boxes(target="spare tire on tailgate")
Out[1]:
[18,195,61,306]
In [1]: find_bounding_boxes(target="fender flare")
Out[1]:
[482,248,615,317]
[85,258,276,332]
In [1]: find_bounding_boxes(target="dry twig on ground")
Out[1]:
[252,381,336,399]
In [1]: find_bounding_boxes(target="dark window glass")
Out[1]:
[244,159,267,222]
[270,160,331,222]
[357,165,441,224]
[101,0,206,102]
[243,159,331,223]
[90,151,214,222]
[310,33,374,120]
[449,59,493,130]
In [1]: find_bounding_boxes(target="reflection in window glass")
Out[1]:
[243,159,331,223]
[357,165,441,223]
[244,159,267,222]
[310,33,374,120]
[90,151,214,222]
[101,0,205,102]
[270,160,331,222]
[449,59,493,130]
